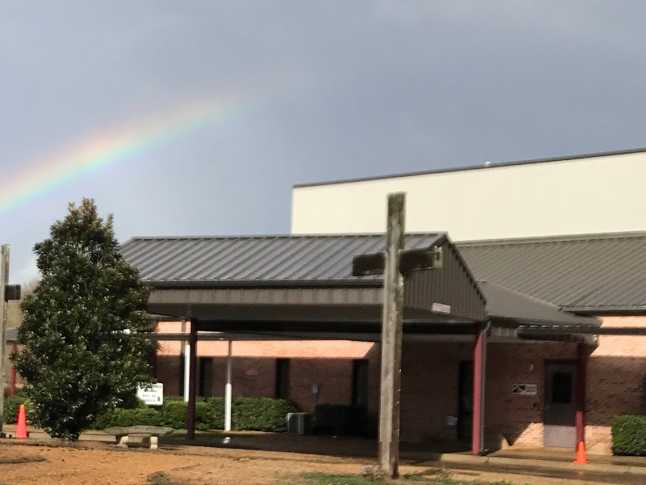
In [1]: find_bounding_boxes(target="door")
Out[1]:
[544,362,576,448]
[458,361,473,442]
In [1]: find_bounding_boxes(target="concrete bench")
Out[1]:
[105,426,174,450]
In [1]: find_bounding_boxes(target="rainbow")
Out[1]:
[0,95,243,212]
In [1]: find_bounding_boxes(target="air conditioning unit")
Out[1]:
[286,412,312,435]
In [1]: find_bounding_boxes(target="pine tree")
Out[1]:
[14,199,154,439]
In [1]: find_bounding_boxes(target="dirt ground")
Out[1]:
[0,441,619,485]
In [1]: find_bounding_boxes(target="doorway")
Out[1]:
[458,361,473,442]
[544,361,576,448]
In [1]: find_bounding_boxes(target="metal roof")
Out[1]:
[122,233,601,330]
[458,232,646,314]
[478,281,598,327]
[120,234,444,286]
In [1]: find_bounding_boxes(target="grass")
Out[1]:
[147,472,179,485]
[300,470,513,485]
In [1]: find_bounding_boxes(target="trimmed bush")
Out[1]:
[231,397,296,432]
[158,399,213,430]
[93,396,297,432]
[93,406,162,429]
[612,415,646,455]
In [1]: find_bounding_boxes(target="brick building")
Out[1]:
[130,149,646,456]
[123,231,641,456]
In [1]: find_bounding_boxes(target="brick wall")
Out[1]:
[399,341,472,442]
[154,319,646,455]
[485,342,578,449]
[155,322,371,411]
[586,316,646,454]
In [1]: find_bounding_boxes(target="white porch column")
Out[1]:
[225,340,233,431]
[183,321,191,402]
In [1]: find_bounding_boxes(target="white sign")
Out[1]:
[512,383,537,396]
[432,302,452,314]
[137,383,164,406]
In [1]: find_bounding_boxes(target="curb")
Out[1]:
[426,452,646,478]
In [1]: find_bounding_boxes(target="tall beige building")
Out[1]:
[292,148,646,240]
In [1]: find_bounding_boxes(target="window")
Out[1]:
[199,357,214,397]
[551,371,573,404]
[352,360,369,408]
[276,359,290,399]
[179,354,185,396]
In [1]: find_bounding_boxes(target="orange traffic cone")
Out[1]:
[16,404,28,439]
[574,440,587,465]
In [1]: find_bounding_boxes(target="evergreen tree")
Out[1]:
[14,199,154,439]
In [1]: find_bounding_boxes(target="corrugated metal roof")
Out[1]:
[457,232,646,313]
[123,233,601,327]
[120,234,445,285]
[479,281,598,327]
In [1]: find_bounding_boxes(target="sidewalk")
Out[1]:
[412,447,646,483]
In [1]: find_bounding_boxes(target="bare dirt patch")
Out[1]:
[0,442,612,485]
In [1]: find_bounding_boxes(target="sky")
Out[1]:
[2,1,646,283]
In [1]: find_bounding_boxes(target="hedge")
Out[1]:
[93,397,297,432]
[612,415,646,455]
[3,391,38,426]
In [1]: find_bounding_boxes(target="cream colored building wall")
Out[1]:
[292,152,646,240]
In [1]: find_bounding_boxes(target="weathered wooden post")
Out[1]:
[378,193,405,478]
[186,318,198,439]
[0,246,10,434]
[352,193,443,479]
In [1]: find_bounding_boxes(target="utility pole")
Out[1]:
[378,193,405,479]
[0,245,10,435]
[352,193,442,479]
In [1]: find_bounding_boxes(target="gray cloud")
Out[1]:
[2,1,646,282]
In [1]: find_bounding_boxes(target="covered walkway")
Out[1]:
[121,233,599,456]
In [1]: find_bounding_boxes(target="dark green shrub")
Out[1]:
[612,415,646,455]
[3,391,38,425]
[204,398,225,429]
[93,407,163,429]
[158,399,212,430]
[231,397,296,432]
[92,396,296,432]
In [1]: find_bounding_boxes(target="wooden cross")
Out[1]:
[351,193,441,479]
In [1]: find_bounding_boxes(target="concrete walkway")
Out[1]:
[413,448,646,484]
